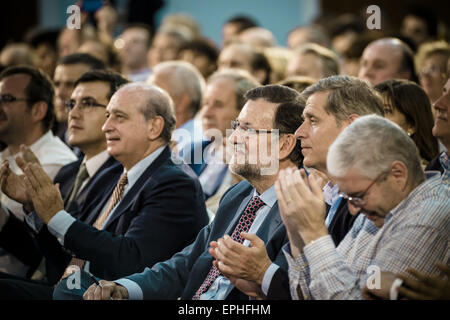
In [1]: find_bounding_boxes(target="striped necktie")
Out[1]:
[58,173,128,281]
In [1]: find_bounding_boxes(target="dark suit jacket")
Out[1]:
[58,146,209,282]
[122,180,290,300]
[0,156,120,281]
[425,152,444,174]
[54,156,118,214]
[266,198,359,300]
[37,159,124,285]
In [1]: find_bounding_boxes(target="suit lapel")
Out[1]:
[101,146,171,230]
[223,193,253,236]
[59,158,82,205]
[74,157,117,207]
[256,202,282,241]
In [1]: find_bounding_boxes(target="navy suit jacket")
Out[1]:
[59,146,209,282]
[54,156,118,214]
[0,156,120,281]
[123,180,290,300]
[37,159,123,285]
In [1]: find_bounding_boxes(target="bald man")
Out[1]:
[358,38,417,86]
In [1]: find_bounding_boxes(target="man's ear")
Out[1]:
[148,116,165,140]
[30,101,48,123]
[279,134,297,161]
[389,160,409,191]
[347,114,360,124]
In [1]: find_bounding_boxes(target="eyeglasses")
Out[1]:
[0,94,30,105]
[65,98,107,112]
[338,171,388,207]
[231,120,289,135]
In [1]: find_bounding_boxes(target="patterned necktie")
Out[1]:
[59,172,128,281]
[192,195,265,300]
[65,163,89,210]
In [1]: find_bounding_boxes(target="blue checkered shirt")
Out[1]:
[285,171,450,300]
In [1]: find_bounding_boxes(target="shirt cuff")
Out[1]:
[303,235,336,271]
[115,278,143,300]
[261,263,279,296]
[47,210,76,245]
[283,245,310,300]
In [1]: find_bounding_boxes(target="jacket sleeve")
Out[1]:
[62,172,208,280]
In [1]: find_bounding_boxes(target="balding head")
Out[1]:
[358,38,416,86]
[147,61,205,127]
[239,27,276,48]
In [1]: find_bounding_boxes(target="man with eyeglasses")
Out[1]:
[0,80,209,300]
[75,84,304,300]
[182,69,259,216]
[210,76,385,300]
[52,53,106,150]
[0,69,127,295]
[0,66,77,277]
[278,115,449,299]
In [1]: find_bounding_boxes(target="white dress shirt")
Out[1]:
[0,131,77,276]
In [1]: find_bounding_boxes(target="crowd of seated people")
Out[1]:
[0,2,448,300]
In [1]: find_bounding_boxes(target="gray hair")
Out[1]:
[118,83,176,143]
[151,60,205,116]
[294,42,340,77]
[207,68,260,110]
[301,75,384,124]
[327,115,424,186]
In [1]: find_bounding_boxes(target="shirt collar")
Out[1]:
[82,150,110,178]
[125,145,166,187]
[1,130,53,158]
[252,185,277,209]
[28,130,53,155]
[385,172,442,222]
[322,181,340,205]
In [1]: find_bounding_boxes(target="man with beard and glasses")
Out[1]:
[78,84,305,300]
[278,115,448,300]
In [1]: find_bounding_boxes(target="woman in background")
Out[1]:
[375,79,439,167]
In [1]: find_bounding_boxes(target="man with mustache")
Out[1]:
[363,72,450,300]
[278,115,449,299]
[75,84,304,300]
[210,76,384,299]
[0,82,209,299]
[0,70,128,286]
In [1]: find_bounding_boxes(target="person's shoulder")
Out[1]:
[152,152,199,185]
[402,176,450,229]
[35,132,77,164]
[219,180,253,202]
